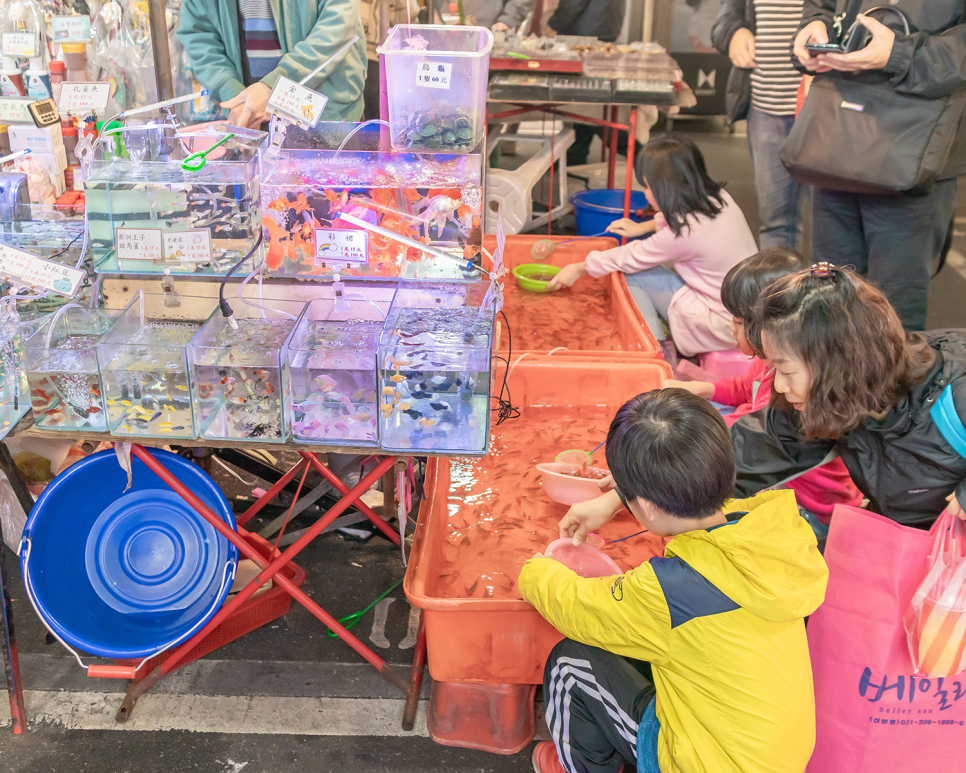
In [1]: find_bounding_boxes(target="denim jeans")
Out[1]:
[747,107,805,250]
[623,265,685,341]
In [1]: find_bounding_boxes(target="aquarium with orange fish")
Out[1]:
[282,294,392,446]
[258,122,484,280]
[377,280,493,454]
[86,124,267,274]
[23,307,120,431]
[0,305,28,439]
[188,301,302,442]
[95,293,207,440]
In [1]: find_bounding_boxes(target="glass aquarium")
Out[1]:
[95,293,208,439]
[377,280,493,454]
[188,303,301,443]
[258,122,484,280]
[23,306,118,431]
[85,123,266,275]
[0,305,28,439]
[283,295,392,447]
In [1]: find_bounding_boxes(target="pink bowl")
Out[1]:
[545,535,622,578]
[536,462,609,505]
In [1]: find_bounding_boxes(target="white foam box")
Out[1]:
[28,146,68,174]
[9,124,64,153]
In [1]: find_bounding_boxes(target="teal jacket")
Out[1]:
[177,0,366,121]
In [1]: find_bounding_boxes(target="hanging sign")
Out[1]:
[314,229,368,268]
[416,61,453,90]
[2,33,36,58]
[163,230,212,263]
[0,98,34,124]
[0,243,85,296]
[51,16,92,43]
[115,228,163,262]
[59,82,112,115]
[267,76,327,128]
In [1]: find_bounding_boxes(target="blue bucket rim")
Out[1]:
[21,448,238,659]
[569,189,649,214]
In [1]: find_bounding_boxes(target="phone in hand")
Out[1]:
[805,41,844,55]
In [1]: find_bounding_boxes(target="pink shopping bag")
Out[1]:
[807,505,966,773]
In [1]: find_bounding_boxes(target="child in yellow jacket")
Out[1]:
[519,389,829,773]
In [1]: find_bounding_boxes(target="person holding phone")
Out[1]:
[790,0,966,331]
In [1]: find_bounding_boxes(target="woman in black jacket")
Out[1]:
[731,263,966,528]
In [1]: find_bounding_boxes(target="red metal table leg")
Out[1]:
[301,453,401,545]
[600,106,608,164]
[0,442,29,734]
[607,105,619,190]
[402,612,427,731]
[236,457,308,528]
[117,448,406,721]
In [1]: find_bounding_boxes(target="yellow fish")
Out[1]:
[175,385,188,391]
[157,422,174,427]
[382,386,394,395]
[390,374,406,383]
[398,402,412,411]
[121,400,132,407]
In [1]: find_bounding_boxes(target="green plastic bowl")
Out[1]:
[512,263,561,293]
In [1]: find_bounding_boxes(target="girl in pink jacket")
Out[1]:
[547,136,758,357]
[666,248,862,525]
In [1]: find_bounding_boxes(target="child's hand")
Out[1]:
[664,379,715,399]
[606,218,656,239]
[530,551,545,559]
[948,492,966,520]
[546,262,587,291]
[559,490,623,546]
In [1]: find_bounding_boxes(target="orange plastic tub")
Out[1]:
[405,358,669,684]
[483,235,660,356]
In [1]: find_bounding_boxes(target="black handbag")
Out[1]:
[780,6,966,195]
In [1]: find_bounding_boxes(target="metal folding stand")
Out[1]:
[113,445,428,729]
[0,441,30,734]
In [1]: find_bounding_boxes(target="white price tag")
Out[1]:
[58,82,112,115]
[0,242,85,297]
[115,228,163,262]
[416,61,452,90]
[267,76,328,128]
[163,230,211,263]
[51,16,92,43]
[2,33,36,58]
[494,207,506,277]
[0,98,34,124]
[314,229,368,268]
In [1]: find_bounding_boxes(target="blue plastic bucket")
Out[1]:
[21,449,238,659]
[569,189,650,236]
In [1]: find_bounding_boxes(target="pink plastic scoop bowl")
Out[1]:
[545,534,622,578]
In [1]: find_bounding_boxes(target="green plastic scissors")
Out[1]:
[181,133,236,171]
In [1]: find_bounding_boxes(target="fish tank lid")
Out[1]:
[92,122,267,164]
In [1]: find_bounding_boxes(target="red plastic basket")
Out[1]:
[117,531,305,681]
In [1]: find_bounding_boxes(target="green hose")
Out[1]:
[325,578,404,638]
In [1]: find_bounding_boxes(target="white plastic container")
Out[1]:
[378,25,493,154]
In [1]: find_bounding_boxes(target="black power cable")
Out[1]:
[218,230,264,323]
[492,309,520,425]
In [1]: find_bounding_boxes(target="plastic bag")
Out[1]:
[904,509,966,678]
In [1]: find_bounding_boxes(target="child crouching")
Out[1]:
[519,389,828,773]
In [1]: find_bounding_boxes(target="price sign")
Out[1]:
[163,230,211,263]
[51,16,92,43]
[0,98,34,124]
[314,229,368,268]
[0,243,85,297]
[416,61,452,90]
[58,82,112,115]
[2,33,36,58]
[115,228,163,262]
[267,76,328,128]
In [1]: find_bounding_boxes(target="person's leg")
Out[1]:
[623,265,685,341]
[568,124,599,167]
[746,107,806,250]
[543,639,657,773]
[810,187,868,272]
[362,58,381,122]
[859,179,957,331]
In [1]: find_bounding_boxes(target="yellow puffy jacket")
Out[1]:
[518,490,829,773]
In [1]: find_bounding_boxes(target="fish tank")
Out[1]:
[0,304,28,439]
[95,293,208,439]
[377,280,493,454]
[188,302,301,443]
[23,306,118,431]
[258,122,484,280]
[85,123,267,275]
[378,25,493,154]
[283,294,392,447]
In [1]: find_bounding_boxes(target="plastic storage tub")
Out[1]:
[283,295,392,446]
[404,357,670,683]
[188,301,302,443]
[378,25,494,153]
[483,234,661,356]
[378,280,494,455]
[24,306,119,431]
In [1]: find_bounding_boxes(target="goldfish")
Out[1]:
[267,195,294,211]
[427,188,461,200]
[292,193,311,215]
[382,386,395,395]
[390,374,406,383]
[402,188,423,202]
[264,217,288,271]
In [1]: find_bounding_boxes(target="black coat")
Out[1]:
[548,0,624,42]
[732,331,966,528]
[710,0,755,123]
